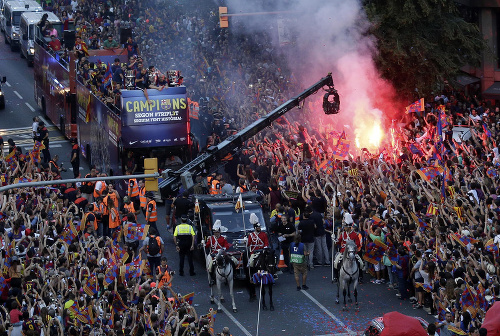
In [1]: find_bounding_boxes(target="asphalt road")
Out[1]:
[0,34,433,335]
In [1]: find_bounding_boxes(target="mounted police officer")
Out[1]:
[333,213,364,282]
[246,213,269,268]
[203,220,231,285]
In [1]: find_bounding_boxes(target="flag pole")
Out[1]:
[256,276,263,336]
[240,193,252,281]
[331,195,335,283]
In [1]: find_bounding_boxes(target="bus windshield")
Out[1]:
[13,12,21,26]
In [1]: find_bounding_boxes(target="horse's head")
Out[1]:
[344,239,357,261]
[258,248,277,274]
[215,249,227,268]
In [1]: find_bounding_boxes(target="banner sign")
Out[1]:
[120,88,188,126]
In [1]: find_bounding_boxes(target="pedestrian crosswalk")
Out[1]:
[0,126,65,153]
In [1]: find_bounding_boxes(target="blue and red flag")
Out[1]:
[483,123,492,137]
[405,98,424,113]
[409,143,424,155]
[83,273,98,296]
[111,291,128,312]
[485,239,499,256]
[363,242,385,265]
[416,166,444,182]
[103,62,113,88]
[411,212,430,231]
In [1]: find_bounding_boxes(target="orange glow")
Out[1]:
[353,110,384,152]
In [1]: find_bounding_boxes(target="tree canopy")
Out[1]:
[364,0,488,100]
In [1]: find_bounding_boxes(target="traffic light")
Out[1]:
[144,158,158,191]
[219,7,228,28]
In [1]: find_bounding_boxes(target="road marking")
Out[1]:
[13,91,22,99]
[301,290,355,335]
[39,116,51,126]
[213,299,252,336]
[25,102,35,112]
[0,126,57,135]
[317,333,363,336]
[5,81,11,87]
[3,144,62,153]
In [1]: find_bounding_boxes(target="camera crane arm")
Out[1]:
[159,73,336,195]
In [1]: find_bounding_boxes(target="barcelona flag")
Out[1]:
[415,282,433,292]
[60,222,78,245]
[450,233,478,248]
[416,166,444,182]
[104,262,120,287]
[483,123,492,137]
[363,242,385,265]
[111,291,128,313]
[83,273,98,296]
[485,239,499,256]
[411,213,430,231]
[405,98,424,113]
[332,138,350,160]
[486,168,498,178]
[4,151,15,165]
[409,143,423,155]
[125,224,149,241]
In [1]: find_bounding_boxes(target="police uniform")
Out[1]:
[173,217,196,276]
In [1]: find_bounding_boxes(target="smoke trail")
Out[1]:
[226,0,400,152]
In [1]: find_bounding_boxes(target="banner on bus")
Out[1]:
[121,123,189,148]
[120,88,189,126]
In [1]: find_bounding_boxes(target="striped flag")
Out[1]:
[486,168,498,178]
[426,203,438,216]
[235,193,244,213]
[453,206,464,222]
[450,233,478,248]
[447,186,456,199]
[348,168,358,177]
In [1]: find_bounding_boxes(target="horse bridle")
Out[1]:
[341,245,358,281]
[215,254,233,280]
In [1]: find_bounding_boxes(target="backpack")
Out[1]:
[147,235,161,255]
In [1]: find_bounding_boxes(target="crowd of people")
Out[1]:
[2,0,499,335]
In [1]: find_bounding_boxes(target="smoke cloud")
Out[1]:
[226,0,400,152]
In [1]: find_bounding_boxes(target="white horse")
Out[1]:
[336,239,359,311]
[209,249,237,313]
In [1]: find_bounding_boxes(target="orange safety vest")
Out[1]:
[128,178,139,197]
[91,202,101,220]
[107,192,119,211]
[146,200,157,222]
[101,198,109,216]
[124,202,135,214]
[157,265,172,288]
[139,187,147,209]
[83,173,96,191]
[109,208,120,229]
[210,179,221,195]
[93,180,106,198]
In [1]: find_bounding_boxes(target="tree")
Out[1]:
[364,0,488,100]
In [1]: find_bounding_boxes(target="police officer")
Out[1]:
[203,219,230,285]
[173,214,196,276]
